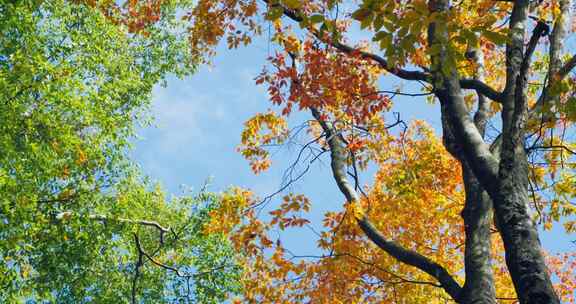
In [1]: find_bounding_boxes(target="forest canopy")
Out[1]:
[1,1,239,302]
[1,0,576,303]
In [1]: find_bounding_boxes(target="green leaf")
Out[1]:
[360,13,373,30]
[563,97,576,120]
[351,8,371,21]
[372,30,388,42]
[0,1,241,303]
[282,0,301,9]
[373,16,384,31]
[309,14,324,24]
[266,6,284,20]
[483,30,508,45]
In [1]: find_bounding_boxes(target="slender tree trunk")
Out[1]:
[460,163,497,304]
[460,48,497,304]
[493,0,560,300]
[493,147,559,304]
[441,93,497,303]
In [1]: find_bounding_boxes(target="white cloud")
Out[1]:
[148,86,207,153]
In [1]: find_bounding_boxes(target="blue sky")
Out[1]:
[130,32,573,258]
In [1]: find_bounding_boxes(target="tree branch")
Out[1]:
[533,48,576,117]
[470,48,490,136]
[530,52,575,119]
[521,21,549,81]
[558,54,576,78]
[134,233,190,277]
[133,233,234,280]
[309,107,462,301]
[360,90,433,98]
[132,234,144,304]
[460,78,503,103]
[357,217,463,301]
[428,0,500,195]
[329,40,430,81]
[264,0,502,102]
[55,212,171,241]
[455,43,498,304]
[548,0,570,80]
[286,252,443,288]
[503,0,530,99]
[510,20,549,140]
[264,0,428,81]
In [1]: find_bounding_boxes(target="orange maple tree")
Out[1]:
[103,0,576,303]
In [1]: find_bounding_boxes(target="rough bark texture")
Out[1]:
[531,0,570,121]
[494,1,560,302]
[429,0,560,303]
[459,46,498,304]
[494,151,559,304]
[460,163,497,304]
[441,97,497,304]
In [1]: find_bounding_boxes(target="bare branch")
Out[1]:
[286,251,443,288]
[328,39,429,82]
[132,234,144,304]
[360,90,433,98]
[247,133,326,211]
[548,1,570,79]
[133,233,234,279]
[135,233,188,277]
[357,218,463,300]
[502,0,530,99]
[509,20,550,141]
[520,21,549,84]
[528,145,576,155]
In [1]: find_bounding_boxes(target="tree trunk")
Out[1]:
[460,162,497,304]
[441,96,497,304]
[427,0,561,301]
[493,147,560,304]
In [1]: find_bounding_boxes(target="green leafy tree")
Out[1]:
[0,1,240,302]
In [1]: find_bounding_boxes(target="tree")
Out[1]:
[144,0,576,303]
[0,1,240,302]
[6,0,575,303]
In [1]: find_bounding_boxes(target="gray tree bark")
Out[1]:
[460,165,497,304]
[441,46,498,304]
[429,0,561,303]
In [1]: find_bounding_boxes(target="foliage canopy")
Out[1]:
[0,1,240,302]
[3,0,576,303]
